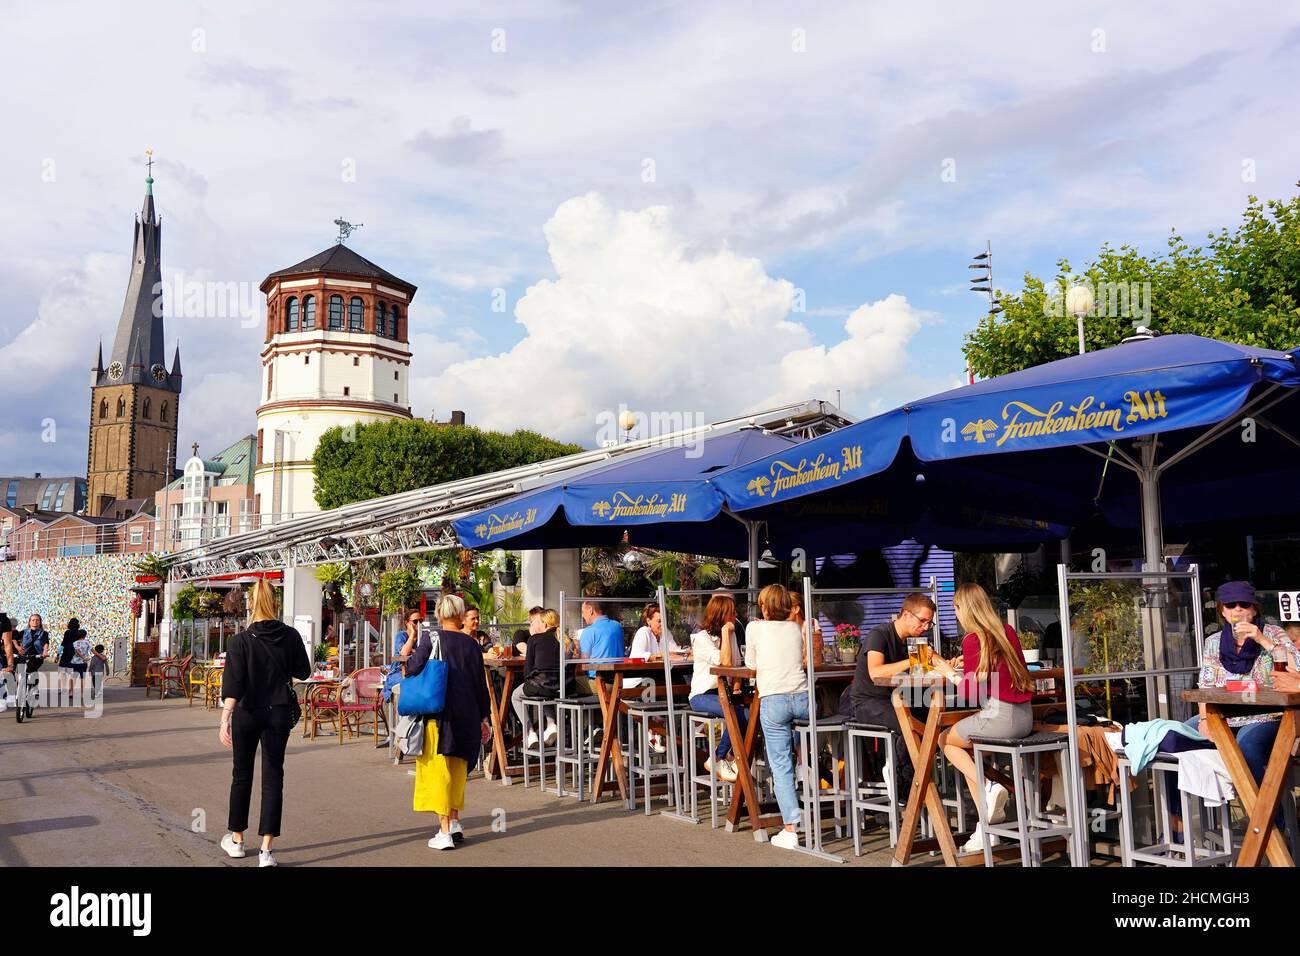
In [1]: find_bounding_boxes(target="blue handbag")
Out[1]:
[397,631,447,717]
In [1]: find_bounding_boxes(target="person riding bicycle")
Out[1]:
[20,615,50,658]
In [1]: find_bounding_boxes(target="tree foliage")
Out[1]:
[313,420,584,510]
[964,190,1300,378]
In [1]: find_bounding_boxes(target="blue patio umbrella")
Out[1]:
[717,335,1300,556]
[451,426,805,561]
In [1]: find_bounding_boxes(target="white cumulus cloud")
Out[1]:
[419,194,930,444]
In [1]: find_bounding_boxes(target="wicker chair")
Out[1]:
[306,682,342,739]
[158,655,193,700]
[188,662,210,707]
[336,667,388,744]
[144,657,173,699]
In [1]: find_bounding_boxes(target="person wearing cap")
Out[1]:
[1185,581,1297,812]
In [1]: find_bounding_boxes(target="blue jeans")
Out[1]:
[689,692,747,761]
[759,692,809,826]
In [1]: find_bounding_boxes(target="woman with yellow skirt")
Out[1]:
[400,594,491,850]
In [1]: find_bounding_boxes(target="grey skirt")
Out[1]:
[953,698,1033,740]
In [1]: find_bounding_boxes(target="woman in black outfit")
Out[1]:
[58,618,81,698]
[218,579,311,867]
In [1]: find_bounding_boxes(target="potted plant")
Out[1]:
[1019,628,1040,664]
[493,550,520,587]
[834,623,862,664]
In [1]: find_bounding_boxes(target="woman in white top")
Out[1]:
[688,593,745,782]
[629,603,685,753]
[630,604,684,658]
[744,584,818,850]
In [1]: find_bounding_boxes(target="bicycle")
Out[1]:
[11,653,44,723]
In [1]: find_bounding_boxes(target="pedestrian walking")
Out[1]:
[218,580,311,867]
[399,594,490,850]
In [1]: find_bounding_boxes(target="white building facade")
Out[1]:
[254,244,418,525]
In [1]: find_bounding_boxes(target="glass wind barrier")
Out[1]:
[1056,564,1204,866]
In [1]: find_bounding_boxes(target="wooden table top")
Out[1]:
[888,667,1066,688]
[1182,687,1300,708]
[483,655,526,670]
[709,663,856,679]
[591,659,684,673]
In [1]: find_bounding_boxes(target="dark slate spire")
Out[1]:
[99,163,177,392]
[170,344,182,378]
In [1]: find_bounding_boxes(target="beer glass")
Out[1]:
[916,637,932,671]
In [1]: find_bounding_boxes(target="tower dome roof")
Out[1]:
[262,244,416,294]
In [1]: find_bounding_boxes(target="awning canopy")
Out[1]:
[714,335,1300,549]
[453,427,802,555]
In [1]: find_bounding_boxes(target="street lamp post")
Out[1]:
[1066,284,1095,356]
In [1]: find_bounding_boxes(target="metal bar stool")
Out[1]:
[554,695,602,799]
[970,731,1077,867]
[686,711,735,827]
[626,700,674,814]
[795,714,850,840]
[1116,756,1235,867]
[520,694,558,791]
[845,721,901,853]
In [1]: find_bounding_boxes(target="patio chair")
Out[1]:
[307,681,342,739]
[143,656,173,699]
[158,655,193,700]
[336,667,388,745]
[187,662,210,708]
[205,666,224,710]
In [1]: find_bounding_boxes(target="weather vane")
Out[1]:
[334,217,363,244]
[145,148,154,177]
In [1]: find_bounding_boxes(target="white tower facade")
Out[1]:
[254,244,417,524]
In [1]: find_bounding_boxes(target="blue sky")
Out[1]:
[2,1,1298,476]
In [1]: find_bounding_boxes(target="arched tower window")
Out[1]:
[286,297,299,331]
[303,295,317,329]
[328,295,344,330]
[375,301,387,337]
[116,397,126,417]
[348,297,364,332]
[390,305,401,339]
[142,397,151,419]
[160,401,169,422]
[98,399,107,420]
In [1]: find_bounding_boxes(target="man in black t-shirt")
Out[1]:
[847,593,938,794]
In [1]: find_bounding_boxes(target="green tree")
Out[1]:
[313,420,583,509]
[964,190,1300,378]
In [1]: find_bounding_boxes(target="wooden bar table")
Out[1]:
[589,660,688,804]
[709,663,855,839]
[889,669,1069,867]
[483,656,526,782]
[1181,686,1300,868]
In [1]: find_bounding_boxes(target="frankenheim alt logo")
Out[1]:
[962,390,1169,447]
[49,886,151,936]
[589,492,688,521]
[745,446,864,501]
[473,507,538,543]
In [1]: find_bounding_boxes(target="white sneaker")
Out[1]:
[258,850,277,867]
[543,721,558,746]
[985,781,1009,824]
[770,828,800,850]
[525,729,539,749]
[428,831,455,850]
[961,823,1000,854]
[0,699,7,713]
[220,834,246,859]
[718,758,739,783]
[649,732,666,754]
[449,819,465,844]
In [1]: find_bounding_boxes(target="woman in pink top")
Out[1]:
[930,583,1036,853]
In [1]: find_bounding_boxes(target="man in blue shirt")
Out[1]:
[576,599,625,696]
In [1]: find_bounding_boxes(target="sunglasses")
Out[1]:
[1223,602,1255,610]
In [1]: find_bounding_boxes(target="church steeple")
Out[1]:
[97,154,177,392]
